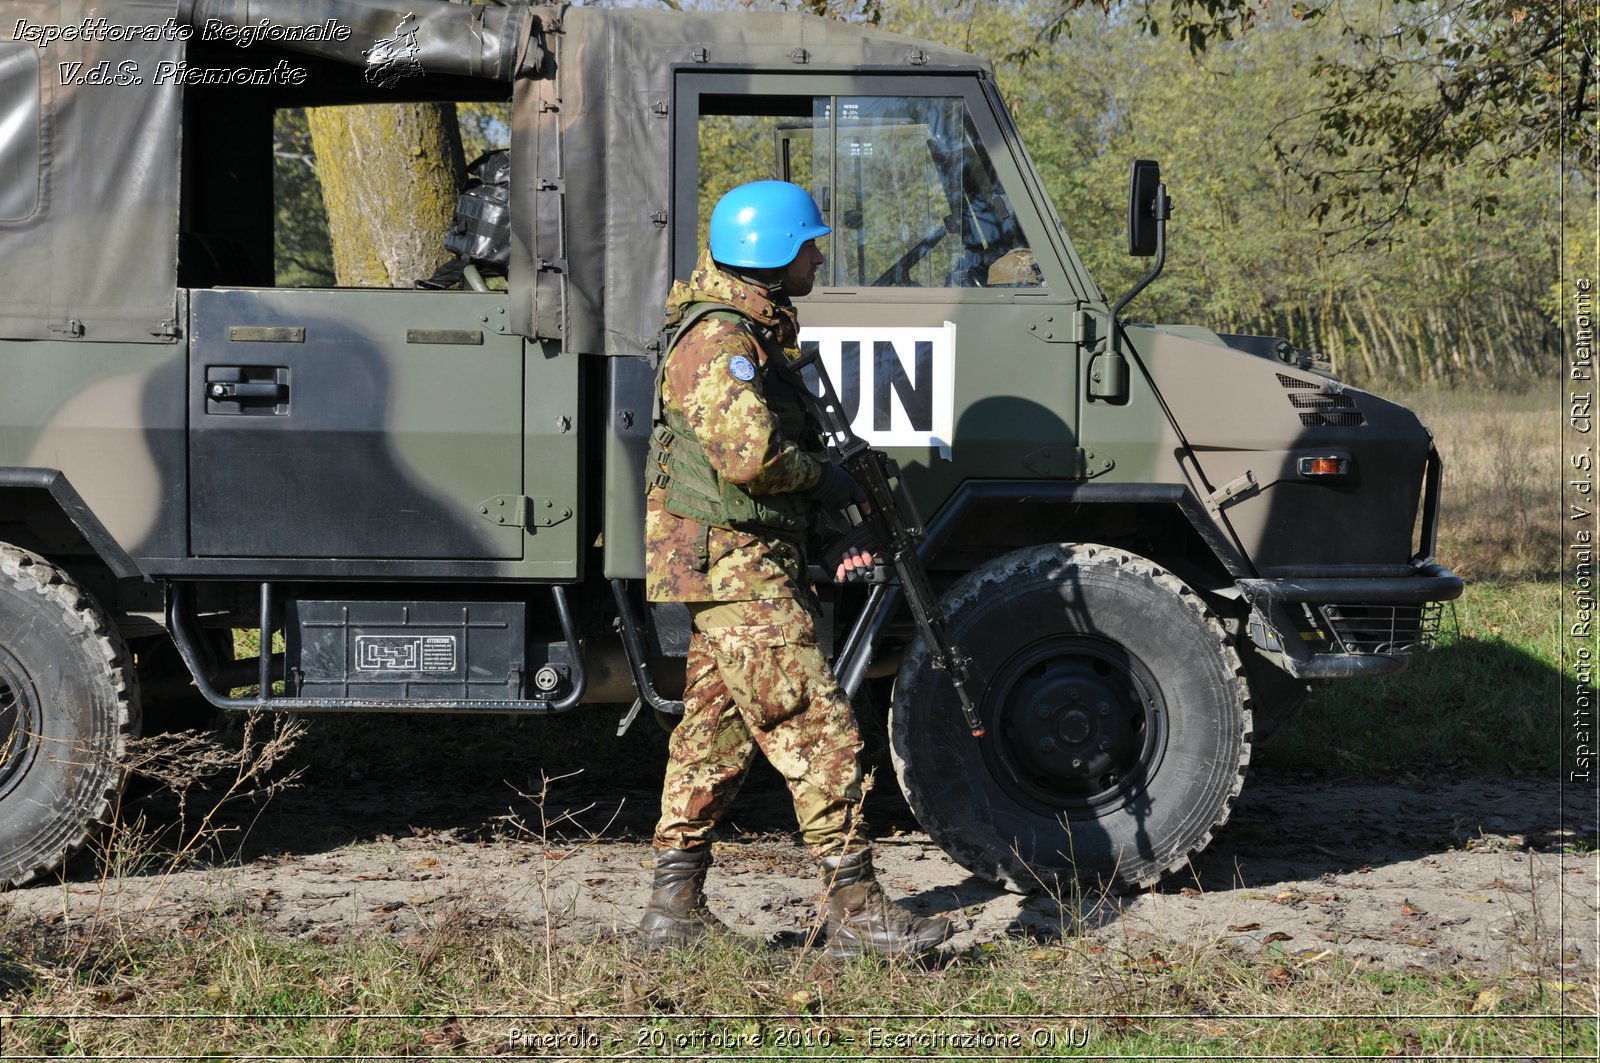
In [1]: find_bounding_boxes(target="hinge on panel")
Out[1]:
[479,495,573,531]
[535,257,568,275]
[49,318,84,338]
[1023,314,1072,344]
[150,321,181,339]
[1206,471,1260,511]
[1022,446,1113,480]
[537,178,565,193]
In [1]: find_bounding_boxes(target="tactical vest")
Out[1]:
[648,302,818,545]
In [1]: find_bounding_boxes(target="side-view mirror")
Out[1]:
[1127,159,1162,257]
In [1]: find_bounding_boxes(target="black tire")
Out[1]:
[890,543,1251,893]
[0,545,137,888]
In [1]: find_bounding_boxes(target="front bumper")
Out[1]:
[1238,560,1463,678]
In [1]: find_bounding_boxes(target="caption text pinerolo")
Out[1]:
[506,1022,1094,1054]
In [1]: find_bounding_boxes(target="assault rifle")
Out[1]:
[780,349,986,739]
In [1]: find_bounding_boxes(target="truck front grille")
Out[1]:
[1316,601,1442,654]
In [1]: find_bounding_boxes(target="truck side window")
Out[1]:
[0,45,41,222]
[695,93,1038,290]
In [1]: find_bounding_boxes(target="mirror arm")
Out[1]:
[1110,181,1170,347]
[1091,182,1169,402]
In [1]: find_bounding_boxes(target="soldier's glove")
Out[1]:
[819,524,884,584]
[807,463,865,510]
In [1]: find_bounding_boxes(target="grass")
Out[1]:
[1259,579,1559,777]
[0,918,1590,1057]
[0,382,1586,1059]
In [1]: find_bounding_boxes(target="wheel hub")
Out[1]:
[0,645,38,800]
[984,638,1160,809]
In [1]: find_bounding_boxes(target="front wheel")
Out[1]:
[0,545,137,887]
[890,544,1251,892]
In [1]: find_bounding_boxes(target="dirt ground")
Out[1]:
[2,724,1593,982]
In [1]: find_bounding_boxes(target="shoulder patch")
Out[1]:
[727,354,757,382]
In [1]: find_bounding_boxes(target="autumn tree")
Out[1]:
[1014,0,1593,239]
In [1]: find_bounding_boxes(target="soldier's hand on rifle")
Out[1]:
[808,462,865,510]
[835,545,875,583]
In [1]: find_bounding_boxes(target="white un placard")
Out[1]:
[796,322,956,459]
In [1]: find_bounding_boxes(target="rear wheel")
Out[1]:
[890,543,1250,892]
[0,545,137,888]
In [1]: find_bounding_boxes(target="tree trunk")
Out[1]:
[307,103,466,287]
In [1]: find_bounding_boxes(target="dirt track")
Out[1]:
[2,732,1593,980]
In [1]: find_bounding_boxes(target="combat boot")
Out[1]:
[818,848,952,958]
[638,847,730,949]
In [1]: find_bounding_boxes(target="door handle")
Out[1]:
[209,381,286,402]
[205,366,290,415]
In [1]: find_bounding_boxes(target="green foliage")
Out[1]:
[1018,0,1589,240]
[272,109,335,287]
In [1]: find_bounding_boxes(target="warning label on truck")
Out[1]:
[355,635,458,673]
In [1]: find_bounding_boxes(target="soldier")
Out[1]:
[640,180,953,957]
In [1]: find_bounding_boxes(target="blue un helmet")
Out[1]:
[708,180,831,269]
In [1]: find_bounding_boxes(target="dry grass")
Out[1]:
[1395,385,1560,582]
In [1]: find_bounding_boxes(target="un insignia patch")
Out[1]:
[728,355,757,382]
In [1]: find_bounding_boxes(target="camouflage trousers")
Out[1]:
[653,596,865,857]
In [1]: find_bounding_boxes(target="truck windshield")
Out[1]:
[698,93,1036,290]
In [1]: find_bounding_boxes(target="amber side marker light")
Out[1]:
[1298,455,1350,477]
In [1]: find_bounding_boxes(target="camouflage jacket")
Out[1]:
[644,249,827,602]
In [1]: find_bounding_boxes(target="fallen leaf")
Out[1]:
[1227,922,1262,933]
[1263,931,1293,943]
[1471,988,1502,1012]
[1545,980,1578,993]
[1266,965,1291,983]
[1462,893,1492,903]
[1400,900,1424,917]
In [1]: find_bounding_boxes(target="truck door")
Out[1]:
[187,287,527,562]
[673,73,1092,510]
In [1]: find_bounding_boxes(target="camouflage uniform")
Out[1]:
[647,249,865,858]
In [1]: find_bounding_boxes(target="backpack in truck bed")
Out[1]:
[420,149,511,289]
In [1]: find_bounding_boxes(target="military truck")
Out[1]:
[0,0,1460,893]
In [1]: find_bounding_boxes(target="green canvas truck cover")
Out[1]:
[0,0,977,358]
